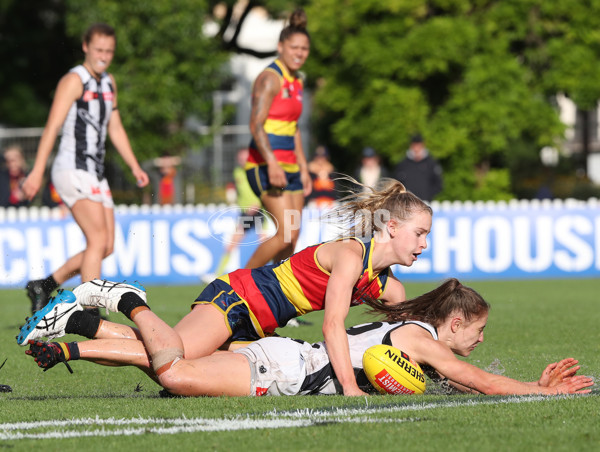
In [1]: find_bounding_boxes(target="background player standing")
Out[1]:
[244,9,312,268]
[21,23,149,313]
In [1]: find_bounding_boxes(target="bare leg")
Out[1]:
[161,353,251,396]
[94,319,142,340]
[59,298,250,396]
[52,199,110,284]
[79,305,237,358]
[78,338,150,368]
[76,335,251,396]
[173,304,233,358]
[244,191,300,268]
[127,307,248,395]
[138,310,253,396]
[273,191,303,262]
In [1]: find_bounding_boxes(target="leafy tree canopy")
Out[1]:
[305,0,600,200]
[0,0,78,126]
[63,0,231,161]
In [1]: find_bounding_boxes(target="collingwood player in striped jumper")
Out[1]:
[22,278,593,397]
[22,23,149,313]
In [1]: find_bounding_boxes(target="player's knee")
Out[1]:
[157,367,184,394]
[153,347,185,392]
[87,232,108,251]
[103,242,114,258]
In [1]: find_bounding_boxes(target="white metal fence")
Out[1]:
[1,197,599,223]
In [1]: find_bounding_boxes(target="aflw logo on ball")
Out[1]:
[386,349,425,383]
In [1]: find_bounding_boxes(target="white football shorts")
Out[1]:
[234,336,338,396]
[51,168,114,209]
[234,337,309,396]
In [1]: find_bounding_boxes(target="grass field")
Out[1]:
[1,279,599,451]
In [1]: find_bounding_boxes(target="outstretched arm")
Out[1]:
[422,343,593,395]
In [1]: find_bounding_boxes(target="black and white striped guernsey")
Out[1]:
[299,320,438,395]
[53,65,114,180]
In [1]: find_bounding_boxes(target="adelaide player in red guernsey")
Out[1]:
[20,179,432,396]
[244,9,313,269]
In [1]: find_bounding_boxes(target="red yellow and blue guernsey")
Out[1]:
[193,237,390,341]
[247,59,303,172]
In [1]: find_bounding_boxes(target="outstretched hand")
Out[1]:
[538,358,581,387]
[551,375,594,394]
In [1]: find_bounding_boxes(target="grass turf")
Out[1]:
[0,279,598,451]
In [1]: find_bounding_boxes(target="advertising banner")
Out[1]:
[1,202,599,288]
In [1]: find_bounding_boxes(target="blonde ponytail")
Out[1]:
[326,177,432,238]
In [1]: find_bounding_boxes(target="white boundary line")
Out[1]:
[0,394,578,440]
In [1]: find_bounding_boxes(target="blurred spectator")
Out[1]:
[535,183,554,200]
[0,145,29,207]
[394,134,443,201]
[153,153,182,205]
[355,146,388,190]
[306,145,337,208]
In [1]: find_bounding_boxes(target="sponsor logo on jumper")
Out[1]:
[82,91,97,102]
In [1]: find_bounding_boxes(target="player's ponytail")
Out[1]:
[365,278,490,327]
[326,177,432,239]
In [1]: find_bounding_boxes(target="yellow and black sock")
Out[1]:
[55,342,80,361]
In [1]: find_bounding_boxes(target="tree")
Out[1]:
[0,0,78,126]
[63,0,231,163]
[305,0,600,200]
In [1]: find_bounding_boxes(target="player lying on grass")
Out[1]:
[18,278,593,396]
[19,179,429,396]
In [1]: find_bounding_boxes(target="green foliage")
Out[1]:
[63,0,229,161]
[305,0,600,200]
[0,0,79,126]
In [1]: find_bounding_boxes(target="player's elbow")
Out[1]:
[322,318,343,338]
[249,121,263,138]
